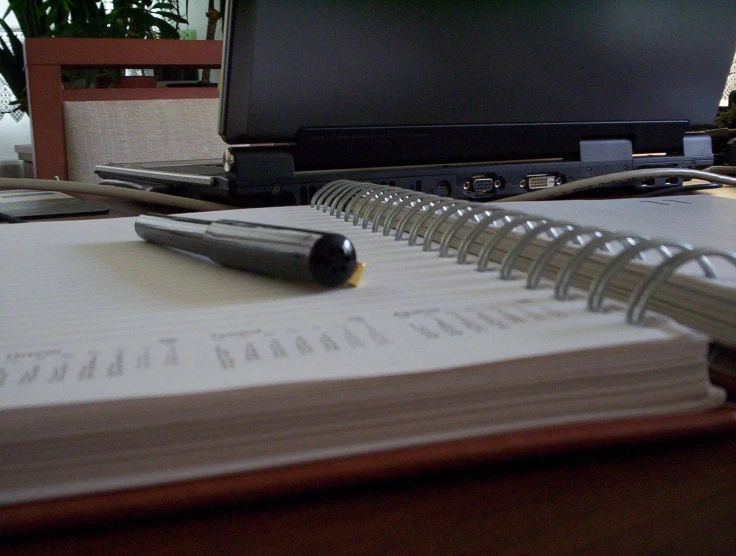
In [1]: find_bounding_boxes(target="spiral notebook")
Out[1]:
[1,183,736,514]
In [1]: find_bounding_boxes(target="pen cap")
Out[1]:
[307,233,358,287]
[207,220,357,287]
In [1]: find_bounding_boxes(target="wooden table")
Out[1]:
[2,428,735,555]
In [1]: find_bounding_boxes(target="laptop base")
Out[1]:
[216,134,713,206]
[95,134,713,207]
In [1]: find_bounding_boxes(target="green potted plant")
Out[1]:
[0,0,187,114]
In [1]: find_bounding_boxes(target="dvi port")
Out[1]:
[524,174,562,190]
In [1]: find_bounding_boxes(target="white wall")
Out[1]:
[182,0,225,41]
[0,114,31,162]
[181,0,224,83]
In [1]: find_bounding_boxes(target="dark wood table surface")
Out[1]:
[2,431,734,556]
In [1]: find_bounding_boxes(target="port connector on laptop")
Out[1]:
[466,175,504,195]
[521,174,563,190]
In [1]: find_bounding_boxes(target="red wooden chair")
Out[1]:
[24,38,223,181]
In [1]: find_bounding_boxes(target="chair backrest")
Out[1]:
[64,98,226,183]
[24,38,223,182]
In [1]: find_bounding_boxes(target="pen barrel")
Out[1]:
[205,220,357,287]
[134,214,211,256]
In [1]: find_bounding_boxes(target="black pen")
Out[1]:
[134,214,363,287]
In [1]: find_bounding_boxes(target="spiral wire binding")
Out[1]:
[499,220,576,280]
[477,216,549,272]
[357,189,401,226]
[423,201,473,251]
[312,180,736,325]
[525,226,605,289]
[342,185,388,220]
[587,240,714,313]
[626,248,736,324]
[382,191,428,235]
[553,232,642,301]
[456,209,527,264]
[438,205,496,257]
[408,199,464,246]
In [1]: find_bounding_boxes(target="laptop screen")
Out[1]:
[218,0,736,170]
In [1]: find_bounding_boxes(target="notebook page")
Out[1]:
[0,207,705,410]
[502,195,736,282]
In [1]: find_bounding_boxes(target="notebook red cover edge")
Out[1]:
[2,404,735,536]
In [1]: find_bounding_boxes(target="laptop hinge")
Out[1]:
[225,145,296,184]
[682,134,713,159]
[579,135,713,167]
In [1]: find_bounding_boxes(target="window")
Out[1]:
[0,0,24,120]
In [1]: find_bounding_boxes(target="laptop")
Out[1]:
[96,0,736,206]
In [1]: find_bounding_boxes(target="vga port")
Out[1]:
[471,177,496,193]
[467,175,503,194]
[525,174,562,190]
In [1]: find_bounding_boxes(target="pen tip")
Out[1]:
[347,263,366,288]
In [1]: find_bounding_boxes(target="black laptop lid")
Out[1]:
[218,0,736,170]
